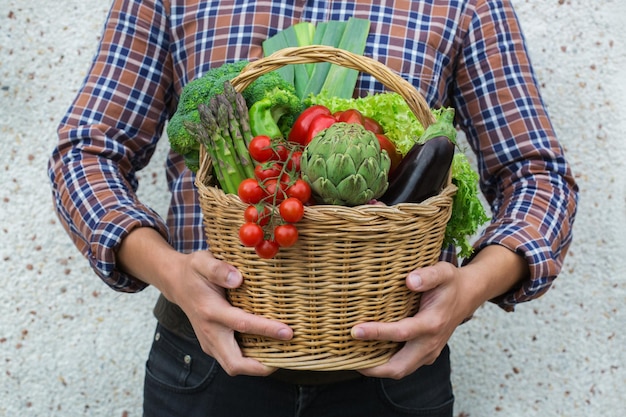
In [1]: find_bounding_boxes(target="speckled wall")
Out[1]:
[1,0,624,416]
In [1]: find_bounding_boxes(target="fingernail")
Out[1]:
[277,328,291,340]
[352,327,365,339]
[226,271,240,288]
[408,272,422,289]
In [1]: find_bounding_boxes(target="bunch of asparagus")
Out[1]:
[187,82,256,193]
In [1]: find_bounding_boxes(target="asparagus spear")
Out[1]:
[198,102,242,194]
[216,94,255,179]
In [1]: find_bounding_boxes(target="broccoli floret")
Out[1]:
[167,61,249,168]
[248,85,304,139]
[242,71,294,105]
[167,61,303,171]
[166,110,201,155]
[177,61,250,117]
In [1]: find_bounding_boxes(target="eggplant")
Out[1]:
[380,135,455,205]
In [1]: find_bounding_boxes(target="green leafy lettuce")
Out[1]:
[446,153,490,258]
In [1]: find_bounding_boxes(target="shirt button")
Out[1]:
[155,332,161,341]
[184,355,192,364]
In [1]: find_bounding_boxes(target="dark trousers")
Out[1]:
[143,323,454,417]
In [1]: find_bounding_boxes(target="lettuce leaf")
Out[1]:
[445,153,490,258]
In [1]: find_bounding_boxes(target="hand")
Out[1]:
[167,251,293,377]
[351,245,528,380]
[352,262,471,380]
[116,228,293,377]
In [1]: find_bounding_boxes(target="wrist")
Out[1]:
[116,227,185,296]
[459,245,528,312]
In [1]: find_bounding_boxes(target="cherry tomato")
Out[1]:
[279,172,292,184]
[271,143,290,162]
[286,179,311,203]
[254,163,282,182]
[239,222,264,247]
[336,108,365,125]
[255,239,280,259]
[305,114,337,145]
[263,178,287,203]
[288,105,332,145]
[286,150,302,172]
[274,224,299,248]
[363,116,384,134]
[237,178,264,204]
[243,205,270,226]
[279,197,305,223]
[376,134,402,174]
[248,135,274,163]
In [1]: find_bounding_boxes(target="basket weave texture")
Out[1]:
[196,45,457,371]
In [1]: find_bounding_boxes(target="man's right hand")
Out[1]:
[116,227,293,376]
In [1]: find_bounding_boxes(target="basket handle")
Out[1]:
[229,45,437,128]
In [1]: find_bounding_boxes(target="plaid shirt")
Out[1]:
[49,0,578,311]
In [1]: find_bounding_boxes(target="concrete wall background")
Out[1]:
[1,0,624,415]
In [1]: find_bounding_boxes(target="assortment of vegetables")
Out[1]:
[168,63,301,172]
[175,20,489,259]
[305,93,487,257]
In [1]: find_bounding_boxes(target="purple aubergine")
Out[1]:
[379,136,455,205]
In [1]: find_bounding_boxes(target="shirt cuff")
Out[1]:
[89,205,170,292]
[468,219,564,312]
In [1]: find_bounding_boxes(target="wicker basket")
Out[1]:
[195,45,457,371]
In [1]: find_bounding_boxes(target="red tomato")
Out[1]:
[255,239,280,259]
[336,109,365,125]
[279,197,305,223]
[248,135,274,163]
[376,134,402,174]
[254,163,281,181]
[271,143,290,162]
[286,150,302,172]
[243,205,270,226]
[286,179,311,203]
[274,224,299,248]
[305,114,337,145]
[288,105,332,145]
[239,222,264,247]
[263,178,287,203]
[237,178,264,204]
[363,116,384,134]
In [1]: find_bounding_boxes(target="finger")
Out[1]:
[200,322,278,377]
[406,262,456,292]
[212,302,293,341]
[351,316,421,343]
[358,346,414,379]
[357,339,434,380]
[190,251,243,289]
[217,331,278,376]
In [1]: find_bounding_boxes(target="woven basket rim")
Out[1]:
[196,175,457,220]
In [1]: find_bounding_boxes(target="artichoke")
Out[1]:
[300,122,391,206]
